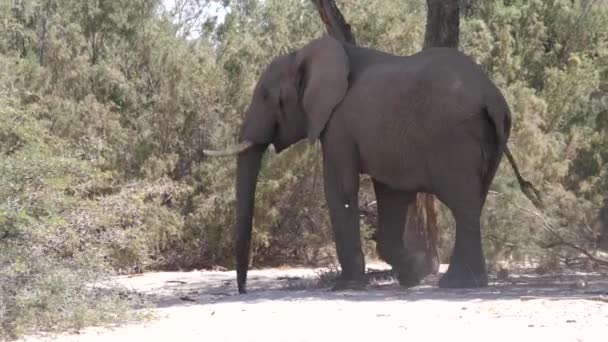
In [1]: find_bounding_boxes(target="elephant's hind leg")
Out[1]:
[432,117,491,288]
[436,185,488,288]
[438,213,488,288]
[372,180,420,287]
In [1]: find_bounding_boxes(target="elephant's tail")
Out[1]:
[480,104,507,203]
[485,94,543,209]
[504,145,543,209]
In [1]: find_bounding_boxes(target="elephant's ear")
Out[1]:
[296,36,350,141]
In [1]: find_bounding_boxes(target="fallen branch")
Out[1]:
[512,202,608,268]
[489,191,608,268]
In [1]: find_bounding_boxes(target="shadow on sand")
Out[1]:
[145,269,608,309]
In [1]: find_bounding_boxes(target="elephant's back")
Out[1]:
[341,49,488,143]
[336,49,493,186]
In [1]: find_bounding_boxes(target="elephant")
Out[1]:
[204,35,541,294]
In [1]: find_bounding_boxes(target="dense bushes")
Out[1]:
[0,0,607,338]
[0,96,148,338]
[464,0,608,268]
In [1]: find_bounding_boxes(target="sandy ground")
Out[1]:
[21,263,608,342]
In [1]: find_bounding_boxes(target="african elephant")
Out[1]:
[204,35,539,294]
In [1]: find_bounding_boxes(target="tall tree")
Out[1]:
[310,0,461,278]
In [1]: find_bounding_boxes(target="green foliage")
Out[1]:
[1,0,607,338]
[457,0,608,268]
[0,98,150,339]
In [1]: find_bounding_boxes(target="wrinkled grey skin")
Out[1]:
[234,35,511,294]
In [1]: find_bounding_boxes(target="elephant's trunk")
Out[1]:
[235,143,268,294]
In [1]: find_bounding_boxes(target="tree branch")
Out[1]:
[310,0,356,44]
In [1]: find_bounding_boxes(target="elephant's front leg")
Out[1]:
[322,149,366,290]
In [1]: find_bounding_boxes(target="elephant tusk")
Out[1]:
[203,140,255,157]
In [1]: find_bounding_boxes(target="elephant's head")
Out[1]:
[203,36,350,294]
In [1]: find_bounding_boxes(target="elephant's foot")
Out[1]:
[331,276,368,291]
[389,254,424,288]
[394,269,422,288]
[438,264,488,288]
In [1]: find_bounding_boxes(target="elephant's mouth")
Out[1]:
[270,123,289,154]
[271,139,288,154]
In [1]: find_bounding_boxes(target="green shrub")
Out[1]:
[0,98,150,339]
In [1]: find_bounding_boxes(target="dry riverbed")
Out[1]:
[22,263,608,342]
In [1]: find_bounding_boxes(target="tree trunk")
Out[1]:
[424,0,460,50]
[310,0,356,45]
[311,0,448,277]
